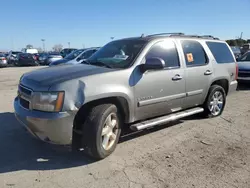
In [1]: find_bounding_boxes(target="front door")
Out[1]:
[133,39,186,121]
[179,40,213,108]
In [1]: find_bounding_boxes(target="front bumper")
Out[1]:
[0,60,8,66]
[14,97,75,145]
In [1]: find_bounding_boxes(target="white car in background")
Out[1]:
[0,53,8,67]
[49,47,100,66]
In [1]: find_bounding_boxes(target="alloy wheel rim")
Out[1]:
[209,91,224,116]
[101,113,118,150]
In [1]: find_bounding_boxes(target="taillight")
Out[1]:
[235,63,238,80]
[1,57,6,60]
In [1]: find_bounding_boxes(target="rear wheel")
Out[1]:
[202,85,226,118]
[81,104,121,159]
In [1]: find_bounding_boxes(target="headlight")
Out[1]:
[31,92,64,112]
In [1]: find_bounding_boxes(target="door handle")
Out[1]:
[172,74,182,81]
[204,70,213,75]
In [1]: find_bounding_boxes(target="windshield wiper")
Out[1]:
[81,59,113,68]
[89,61,113,68]
[81,59,90,64]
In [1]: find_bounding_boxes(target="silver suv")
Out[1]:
[14,33,238,159]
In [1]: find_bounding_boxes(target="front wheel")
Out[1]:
[81,104,121,159]
[203,85,226,118]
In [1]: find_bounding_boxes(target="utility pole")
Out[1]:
[68,42,70,48]
[240,32,243,39]
[41,39,45,52]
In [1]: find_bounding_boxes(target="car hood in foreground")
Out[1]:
[237,61,250,71]
[21,64,115,87]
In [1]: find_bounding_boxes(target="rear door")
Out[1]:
[179,40,213,108]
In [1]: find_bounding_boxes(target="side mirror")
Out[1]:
[140,57,165,72]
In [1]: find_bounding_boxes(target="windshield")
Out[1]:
[242,44,250,50]
[12,51,21,55]
[87,40,147,68]
[238,52,250,61]
[65,49,85,60]
[231,46,240,53]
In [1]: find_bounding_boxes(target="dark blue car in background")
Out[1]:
[237,51,250,83]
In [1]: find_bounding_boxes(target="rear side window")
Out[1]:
[83,50,95,59]
[206,42,235,63]
[243,44,250,50]
[146,40,180,68]
[181,40,207,66]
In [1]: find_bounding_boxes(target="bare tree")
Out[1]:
[26,44,33,49]
[36,47,43,53]
[52,44,63,52]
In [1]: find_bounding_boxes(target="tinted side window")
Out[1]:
[146,40,180,68]
[238,52,250,61]
[83,50,95,59]
[206,42,235,63]
[181,40,207,66]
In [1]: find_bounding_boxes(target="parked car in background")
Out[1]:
[14,53,39,66]
[240,43,250,55]
[0,54,8,67]
[237,51,250,82]
[230,46,241,59]
[49,47,100,66]
[39,52,63,65]
[60,48,77,58]
[33,53,40,61]
[7,51,22,64]
[15,33,238,159]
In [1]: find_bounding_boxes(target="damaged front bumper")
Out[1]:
[14,97,75,145]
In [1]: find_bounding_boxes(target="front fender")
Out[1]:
[83,84,135,122]
[52,79,135,123]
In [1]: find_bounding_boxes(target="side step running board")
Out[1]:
[130,107,204,131]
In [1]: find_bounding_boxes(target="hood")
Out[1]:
[237,61,250,71]
[21,64,115,87]
[49,58,69,66]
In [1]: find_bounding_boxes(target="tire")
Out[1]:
[81,104,122,159]
[202,85,226,118]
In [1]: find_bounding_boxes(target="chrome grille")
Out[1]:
[238,71,250,78]
[18,85,33,109]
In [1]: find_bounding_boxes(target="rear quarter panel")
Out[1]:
[204,40,237,96]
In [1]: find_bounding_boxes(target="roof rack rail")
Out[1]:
[144,33,220,40]
[174,34,220,40]
[200,35,219,40]
[146,32,185,37]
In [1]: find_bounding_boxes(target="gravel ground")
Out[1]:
[0,67,249,188]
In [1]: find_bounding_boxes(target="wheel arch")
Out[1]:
[73,96,131,133]
[210,78,229,95]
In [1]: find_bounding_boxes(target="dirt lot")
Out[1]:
[0,67,249,188]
